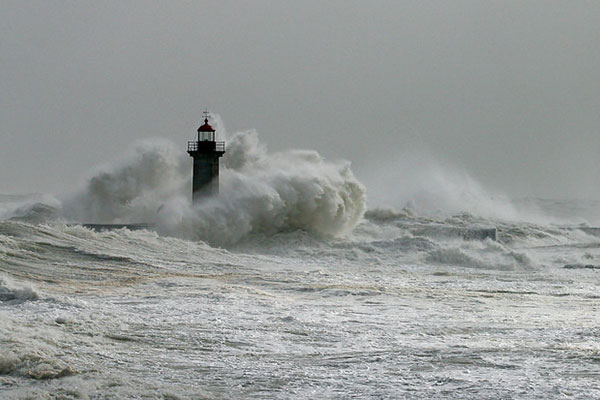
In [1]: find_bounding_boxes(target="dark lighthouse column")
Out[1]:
[187,112,225,202]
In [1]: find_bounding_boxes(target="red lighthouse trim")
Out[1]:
[197,118,215,132]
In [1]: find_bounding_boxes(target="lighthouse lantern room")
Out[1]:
[187,111,225,202]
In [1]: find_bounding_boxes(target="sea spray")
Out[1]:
[157,130,366,245]
[61,139,190,224]
[362,152,524,221]
[57,129,366,245]
[0,194,61,222]
[0,275,39,303]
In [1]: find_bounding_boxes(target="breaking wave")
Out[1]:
[157,130,366,245]
[15,128,366,246]
[61,139,189,224]
[0,275,39,303]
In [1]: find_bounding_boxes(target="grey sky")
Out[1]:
[1,1,599,200]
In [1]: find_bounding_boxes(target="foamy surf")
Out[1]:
[1,125,600,399]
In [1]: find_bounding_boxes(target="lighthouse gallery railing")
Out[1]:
[187,141,225,152]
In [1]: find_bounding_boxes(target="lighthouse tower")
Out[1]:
[187,111,225,202]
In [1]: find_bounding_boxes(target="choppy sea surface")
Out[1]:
[2,195,600,399]
[2,133,600,399]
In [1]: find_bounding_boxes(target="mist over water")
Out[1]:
[362,152,600,227]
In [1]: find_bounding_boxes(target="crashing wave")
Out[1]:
[0,276,39,303]
[47,129,367,246]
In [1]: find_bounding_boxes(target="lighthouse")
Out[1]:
[187,111,225,202]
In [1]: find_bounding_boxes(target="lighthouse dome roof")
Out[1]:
[197,118,215,132]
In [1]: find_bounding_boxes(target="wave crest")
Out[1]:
[0,276,39,303]
[52,129,366,246]
[157,130,366,245]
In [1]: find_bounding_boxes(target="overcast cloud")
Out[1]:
[1,1,599,200]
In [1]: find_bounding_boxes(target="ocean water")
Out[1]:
[1,134,600,399]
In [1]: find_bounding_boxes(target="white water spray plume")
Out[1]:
[58,129,366,246]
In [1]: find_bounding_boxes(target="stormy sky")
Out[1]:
[1,1,599,201]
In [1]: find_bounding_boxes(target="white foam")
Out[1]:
[0,275,39,303]
[50,129,365,246]
[61,139,189,224]
[158,131,365,245]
